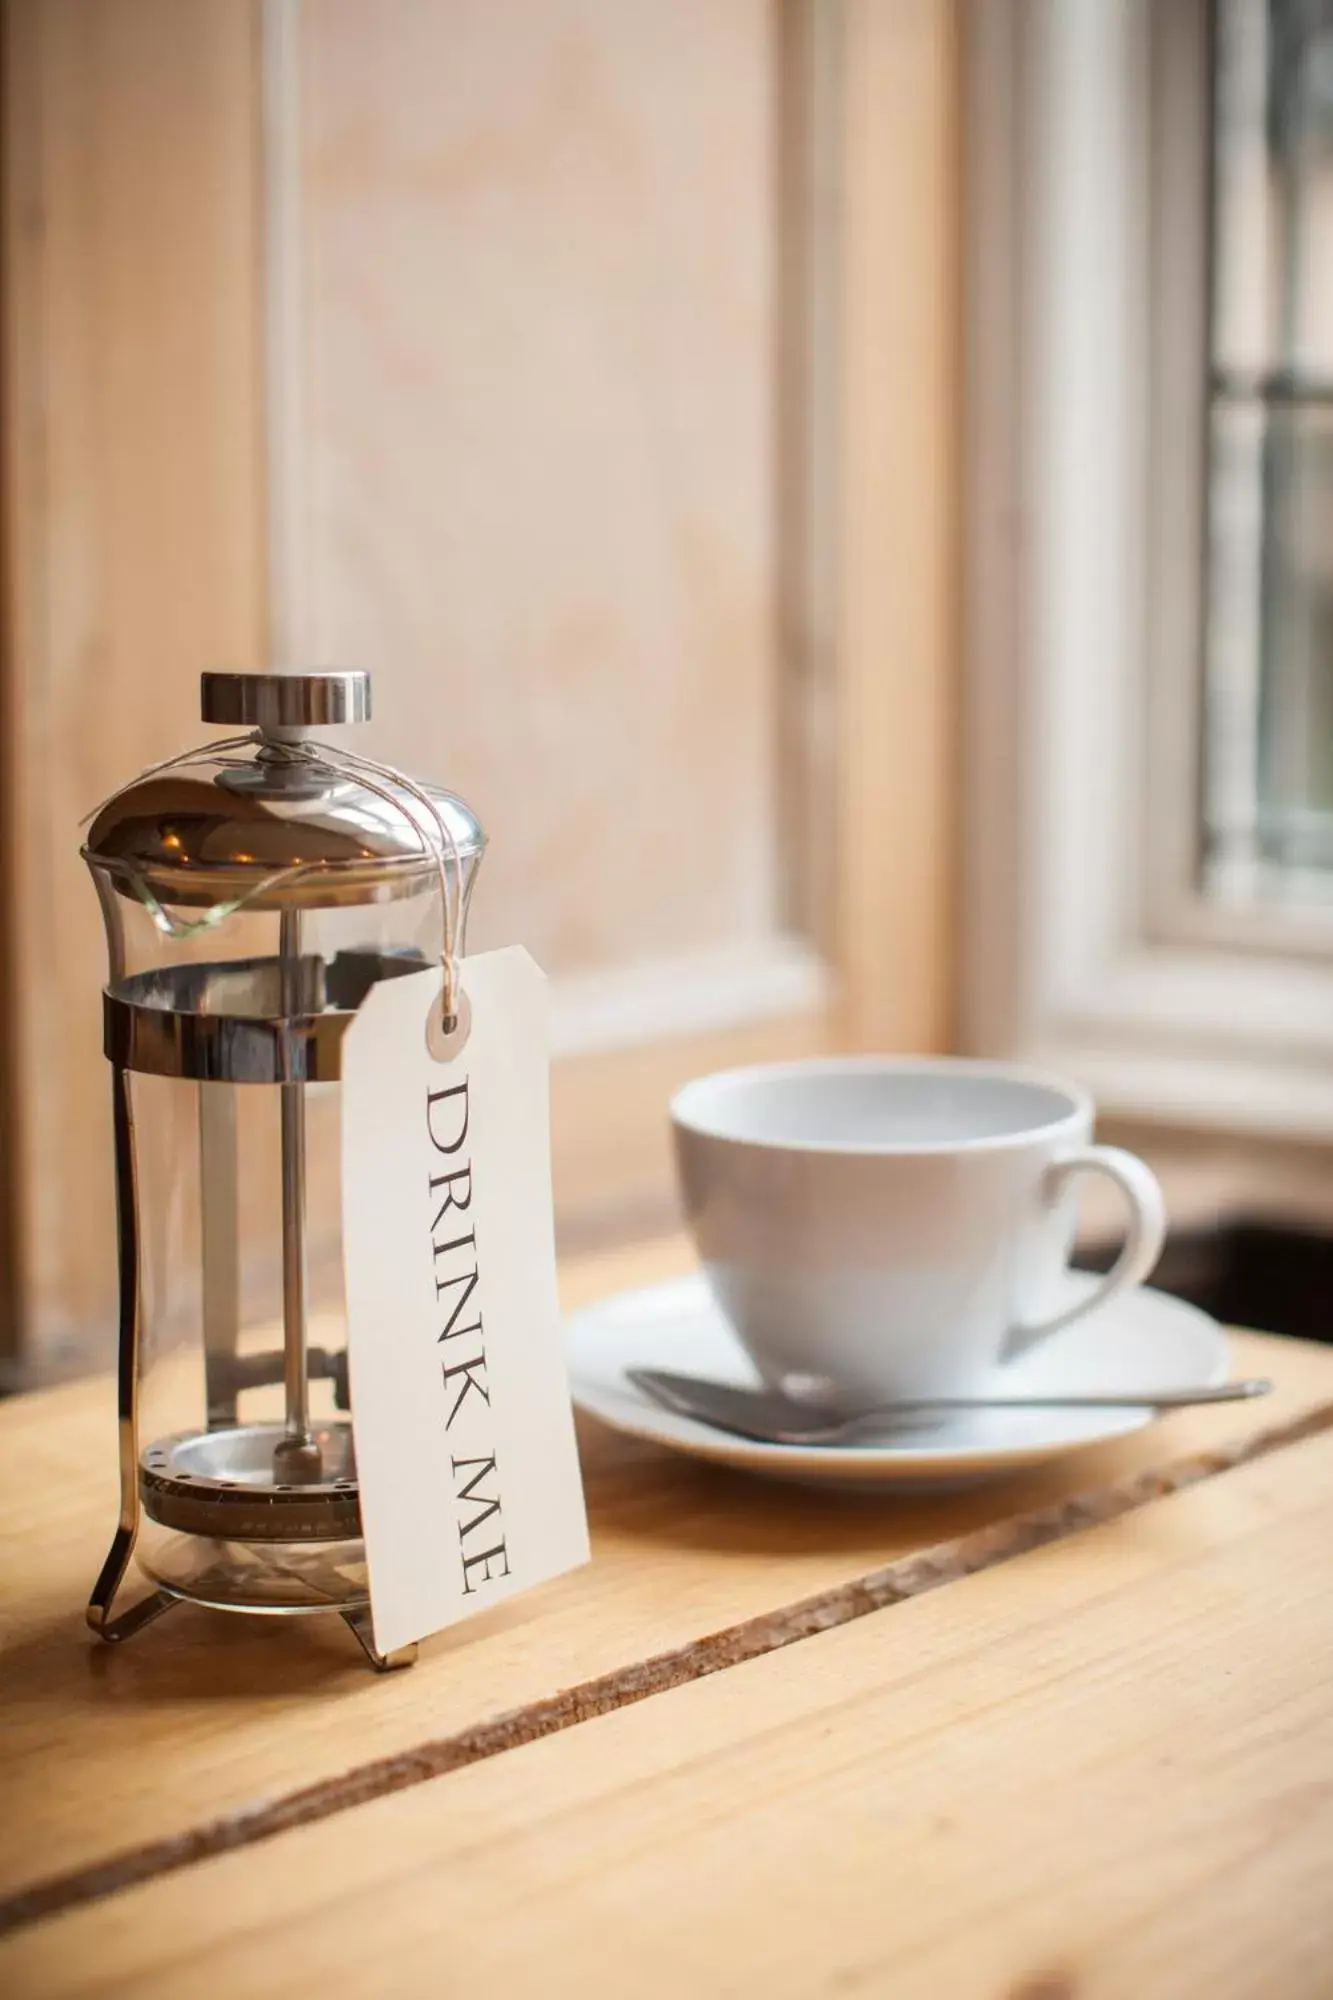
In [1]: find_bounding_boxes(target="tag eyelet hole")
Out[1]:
[426,986,471,1063]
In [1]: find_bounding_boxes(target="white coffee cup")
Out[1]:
[670,1056,1166,1404]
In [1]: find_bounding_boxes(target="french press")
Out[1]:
[82,671,484,1669]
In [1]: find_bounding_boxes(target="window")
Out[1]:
[963,0,1333,1139]
[1205,0,1333,907]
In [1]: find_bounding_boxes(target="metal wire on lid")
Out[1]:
[81,676,474,1037]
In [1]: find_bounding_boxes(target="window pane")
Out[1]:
[1203,0,1333,904]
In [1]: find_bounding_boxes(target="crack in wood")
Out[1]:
[5,1396,1332,1939]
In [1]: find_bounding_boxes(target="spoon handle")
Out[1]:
[852,1380,1272,1414]
[808,1380,1273,1445]
[628,1366,1275,1448]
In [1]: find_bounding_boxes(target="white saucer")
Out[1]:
[567,1272,1228,1492]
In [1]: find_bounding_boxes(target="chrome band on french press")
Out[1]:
[101,949,431,1083]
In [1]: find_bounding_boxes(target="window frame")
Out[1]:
[961,0,1333,1142]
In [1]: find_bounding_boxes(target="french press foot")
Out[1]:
[86,1418,414,1673]
[88,1512,417,1672]
[341,1609,419,1673]
[86,1524,179,1643]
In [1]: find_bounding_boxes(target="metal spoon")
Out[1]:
[627,1367,1273,1448]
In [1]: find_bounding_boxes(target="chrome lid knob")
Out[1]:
[200,670,371,732]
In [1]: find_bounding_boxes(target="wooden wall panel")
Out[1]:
[835,0,960,1052]
[296,0,781,975]
[0,0,962,1374]
[2,0,265,1375]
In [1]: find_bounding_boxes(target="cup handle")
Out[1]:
[1002,1145,1167,1364]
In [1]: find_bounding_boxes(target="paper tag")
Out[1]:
[340,945,589,1657]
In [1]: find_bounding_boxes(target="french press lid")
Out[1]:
[83,671,485,910]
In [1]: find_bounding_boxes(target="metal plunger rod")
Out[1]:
[280,1083,309,1438]
[276,908,318,1476]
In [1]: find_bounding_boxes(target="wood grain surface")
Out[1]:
[9,1423,1332,1998]
[3,1238,1333,1938]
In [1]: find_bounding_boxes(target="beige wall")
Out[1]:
[2,0,960,1376]
[299,0,781,974]
[2,0,265,1375]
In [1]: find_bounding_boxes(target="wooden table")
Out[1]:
[3,1237,1333,1997]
